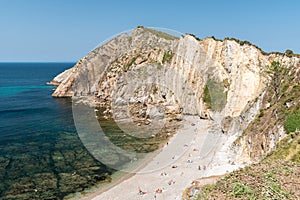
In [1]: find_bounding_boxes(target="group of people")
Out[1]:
[138,187,164,198]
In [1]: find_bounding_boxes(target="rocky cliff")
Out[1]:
[51,27,300,164]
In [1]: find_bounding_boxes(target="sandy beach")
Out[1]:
[82,115,243,200]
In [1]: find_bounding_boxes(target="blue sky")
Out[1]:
[1,0,299,62]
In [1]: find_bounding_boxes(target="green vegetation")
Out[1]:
[124,55,139,71]
[162,51,173,64]
[202,77,227,112]
[285,49,294,56]
[209,36,222,42]
[143,27,178,40]
[186,33,201,41]
[266,131,300,163]
[224,37,253,46]
[223,38,300,57]
[223,37,267,54]
[195,146,299,200]
[268,61,288,101]
[152,85,158,94]
[184,33,300,58]
[284,109,300,133]
[234,60,300,146]
[258,109,264,118]
[283,49,300,58]
[199,59,300,199]
[223,78,230,89]
[230,182,255,198]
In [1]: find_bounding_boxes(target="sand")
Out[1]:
[82,115,243,200]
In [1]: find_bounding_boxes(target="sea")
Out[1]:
[0,63,113,200]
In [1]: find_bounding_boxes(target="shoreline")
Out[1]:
[78,171,135,200]
[78,115,243,200]
[69,115,184,200]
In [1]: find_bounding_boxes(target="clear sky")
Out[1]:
[1,0,299,62]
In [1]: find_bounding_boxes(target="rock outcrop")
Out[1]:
[51,27,300,164]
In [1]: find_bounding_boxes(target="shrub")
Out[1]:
[162,51,173,64]
[230,182,254,198]
[186,33,201,41]
[285,49,294,55]
[124,56,138,71]
[284,109,300,133]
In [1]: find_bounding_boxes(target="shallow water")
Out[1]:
[0,63,173,200]
[0,63,114,200]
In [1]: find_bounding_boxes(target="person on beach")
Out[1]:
[138,187,147,197]
[155,188,162,193]
[160,172,167,176]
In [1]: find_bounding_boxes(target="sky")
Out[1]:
[0,0,300,62]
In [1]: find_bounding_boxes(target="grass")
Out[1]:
[230,182,255,198]
[284,109,300,133]
[124,55,139,71]
[266,131,300,163]
[233,61,300,153]
[193,128,300,199]
[195,162,298,200]
[139,27,178,40]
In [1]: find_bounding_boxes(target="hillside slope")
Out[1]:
[51,27,300,166]
[50,27,300,199]
[186,131,300,200]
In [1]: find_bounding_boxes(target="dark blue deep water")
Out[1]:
[0,63,112,200]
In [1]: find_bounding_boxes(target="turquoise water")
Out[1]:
[0,63,113,200]
[0,63,172,200]
[0,85,54,97]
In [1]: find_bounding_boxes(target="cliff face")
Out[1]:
[51,27,300,164]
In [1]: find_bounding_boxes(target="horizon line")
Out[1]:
[0,61,76,63]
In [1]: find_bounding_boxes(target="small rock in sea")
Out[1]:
[137,123,141,126]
